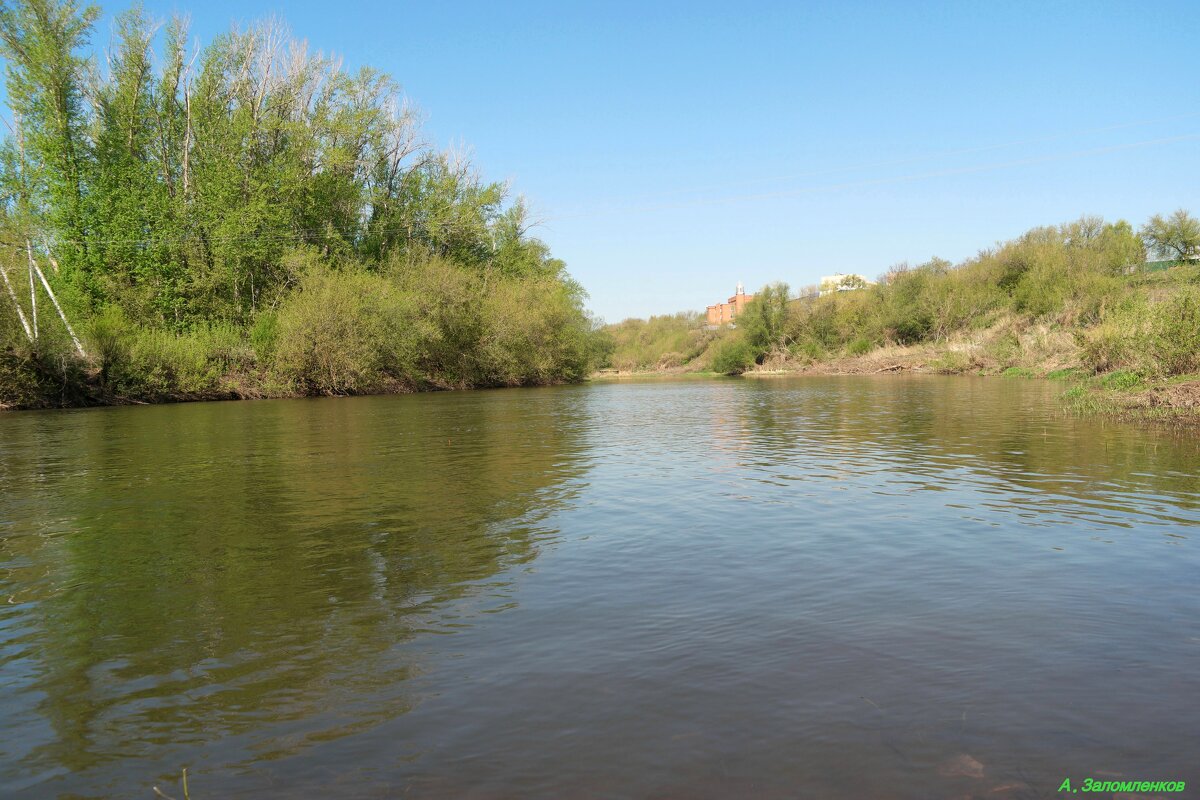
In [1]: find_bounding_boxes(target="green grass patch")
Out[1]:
[1099,369,1144,391]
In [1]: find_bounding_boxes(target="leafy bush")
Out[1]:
[710,337,756,375]
[88,319,253,399]
[604,311,711,371]
[738,282,792,356]
[124,328,220,397]
[1141,289,1200,376]
[271,266,412,395]
[789,338,825,361]
[268,256,600,394]
[847,337,873,356]
[250,312,279,361]
[1,316,89,408]
[476,271,595,385]
[1079,287,1200,378]
[88,305,134,388]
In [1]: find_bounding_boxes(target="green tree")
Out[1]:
[737,282,791,360]
[1094,220,1144,272]
[1141,209,1200,262]
[0,0,623,406]
[0,0,100,297]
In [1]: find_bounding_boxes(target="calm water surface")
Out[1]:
[1,376,1198,799]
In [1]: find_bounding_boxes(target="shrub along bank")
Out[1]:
[2,252,605,408]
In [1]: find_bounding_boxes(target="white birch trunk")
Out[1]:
[25,241,38,339]
[0,258,34,342]
[29,241,87,358]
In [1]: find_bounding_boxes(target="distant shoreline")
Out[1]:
[590,357,1200,426]
[7,360,1195,426]
[0,375,580,414]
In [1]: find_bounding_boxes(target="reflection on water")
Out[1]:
[1,376,1197,798]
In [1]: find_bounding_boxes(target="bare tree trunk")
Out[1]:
[30,241,87,358]
[26,240,37,339]
[182,42,198,199]
[182,85,192,196]
[0,257,34,342]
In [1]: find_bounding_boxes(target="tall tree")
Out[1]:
[1141,209,1200,262]
[0,0,99,296]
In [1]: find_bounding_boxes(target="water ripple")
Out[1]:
[0,376,1197,798]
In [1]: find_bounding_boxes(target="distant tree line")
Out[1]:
[708,210,1200,376]
[599,210,1200,383]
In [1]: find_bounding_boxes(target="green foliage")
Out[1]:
[1141,209,1200,262]
[0,1,602,407]
[788,338,824,362]
[87,304,133,387]
[1002,366,1035,378]
[122,327,224,397]
[876,262,938,343]
[84,306,252,398]
[603,312,715,371]
[271,266,411,395]
[0,308,89,407]
[582,322,615,370]
[847,337,873,356]
[1100,369,1143,391]
[267,255,599,396]
[250,312,279,361]
[738,282,791,357]
[705,335,753,375]
[1079,286,1200,379]
[1140,290,1200,376]
[0,0,100,264]
[755,213,1186,378]
[474,272,598,385]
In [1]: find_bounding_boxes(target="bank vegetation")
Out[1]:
[0,0,607,410]
[602,210,1200,421]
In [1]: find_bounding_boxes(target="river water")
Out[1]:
[1,376,1197,799]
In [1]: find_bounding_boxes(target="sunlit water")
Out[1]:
[1,376,1197,799]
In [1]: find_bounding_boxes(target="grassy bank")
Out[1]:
[600,212,1200,423]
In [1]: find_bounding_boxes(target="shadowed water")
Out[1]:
[1,376,1197,799]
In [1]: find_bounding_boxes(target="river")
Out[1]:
[1,376,1197,798]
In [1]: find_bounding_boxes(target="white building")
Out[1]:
[818,273,875,297]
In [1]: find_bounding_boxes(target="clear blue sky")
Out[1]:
[41,1,1200,319]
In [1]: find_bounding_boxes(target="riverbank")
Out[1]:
[600,216,1200,426]
[766,332,1200,424]
[591,335,1200,426]
[0,357,591,412]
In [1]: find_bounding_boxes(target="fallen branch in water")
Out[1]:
[152,767,190,800]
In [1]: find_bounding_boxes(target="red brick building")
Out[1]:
[706,282,753,326]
